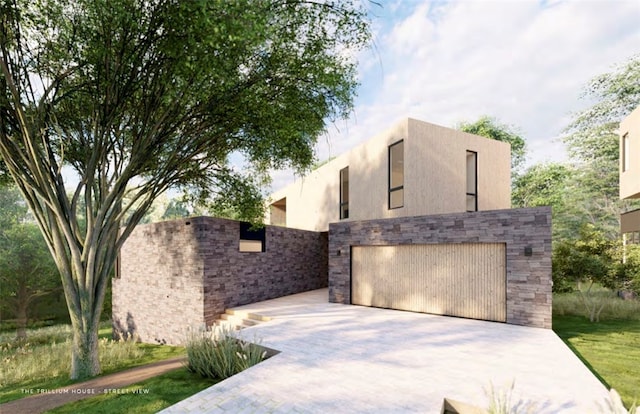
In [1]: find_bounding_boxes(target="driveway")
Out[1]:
[161,289,610,413]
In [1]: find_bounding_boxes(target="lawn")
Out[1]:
[45,368,217,414]
[3,294,638,412]
[0,323,185,404]
[553,314,640,409]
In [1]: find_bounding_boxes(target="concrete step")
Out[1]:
[213,309,271,330]
[225,309,272,322]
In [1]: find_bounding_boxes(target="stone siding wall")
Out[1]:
[113,217,328,345]
[201,219,328,326]
[113,219,205,345]
[328,207,552,329]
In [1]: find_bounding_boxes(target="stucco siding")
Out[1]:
[620,106,640,200]
[267,118,511,232]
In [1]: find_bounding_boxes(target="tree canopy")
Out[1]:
[0,0,371,379]
[562,55,640,237]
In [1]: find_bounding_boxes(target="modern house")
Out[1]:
[113,117,552,345]
[267,118,511,231]
[620,106,640,247]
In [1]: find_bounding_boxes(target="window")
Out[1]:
[389,140,404,209]
[270,197,286,226]
[624,231,640,245]
[239,222,265,252]
[466,150,477,212]
[340,167,349,219]
[622,133,630,172]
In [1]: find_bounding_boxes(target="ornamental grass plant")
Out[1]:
[185,325,267,380]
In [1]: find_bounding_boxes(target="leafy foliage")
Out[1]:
[553,224,614,286]
[0,184,60,340]
[562,55,640,237]
[512,162,575,239]
[552,224,639,320]
[0,0,370,379]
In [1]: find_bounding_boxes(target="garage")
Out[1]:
[351,243,506,322]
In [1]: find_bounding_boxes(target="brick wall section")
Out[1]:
[201,219,328,326]
[328,207,552,329]
[113,219,205,345]
[113,216,328,345]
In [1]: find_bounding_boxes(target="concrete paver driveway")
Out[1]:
[161,289,610,413]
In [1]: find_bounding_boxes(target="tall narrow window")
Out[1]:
[622,133,629,172]
[340,167,349,219]
[466,150,477,212]
[389,140,404,209]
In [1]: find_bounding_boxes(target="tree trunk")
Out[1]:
[15,283,28,340]
[70,320,101,379]
[15,300,28,341]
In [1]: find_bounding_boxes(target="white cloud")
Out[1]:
[269,0,640,192]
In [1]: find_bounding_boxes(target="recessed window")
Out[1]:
[466,150,477,212]
[340,167,349,219]
[389,140,404,209]
[270,197,286,227]
[239,222,265,252]
[622,133,629,172]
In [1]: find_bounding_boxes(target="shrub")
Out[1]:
[185,325,267,380]
[609,244,640,295]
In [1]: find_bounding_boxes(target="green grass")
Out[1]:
[553,314,640,409]
[44,368,216,414]
[553,285,640,322]
[0,323,185,404]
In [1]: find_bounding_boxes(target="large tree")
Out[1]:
[0,0,370,379]
[562,54,640,237]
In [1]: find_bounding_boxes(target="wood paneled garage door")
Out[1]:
[351,244,506,322]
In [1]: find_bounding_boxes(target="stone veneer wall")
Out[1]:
[113,216,327,345]
[328,207,552,329]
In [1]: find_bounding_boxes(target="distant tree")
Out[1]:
[512,162,575,239]
[161,198,190,221]
[512,163,572,209]
[0,0,370,379]
[458,116,527,173]
[553,223,640,319]
[552,224,616,320]
[0,223,60,339]
[0,184,60,339]
[0,182,24,228]
[562,55,640,237]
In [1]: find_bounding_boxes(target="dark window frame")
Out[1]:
[239,222,266,252]
[466,150,478,212]
[622,133,629,172]
[388,140,404,210]
[340,167,349,219]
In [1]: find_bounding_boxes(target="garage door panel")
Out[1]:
[352,244,506,322]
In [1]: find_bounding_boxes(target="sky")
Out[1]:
[267,0,640,193]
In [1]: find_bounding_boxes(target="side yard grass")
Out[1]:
[0,323,185,404]
[45,368,217,414]
[45,325,268,414]
[553,290,640,409]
